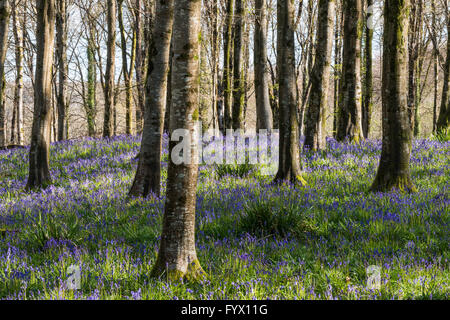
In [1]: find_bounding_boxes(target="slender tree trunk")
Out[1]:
[12,0,24,145]
[26,0,55,189]
[86,34,97,137]
[303,0,335,151]
[129,0,174,198]
[223,0,234,130]
[151,0,205,281]
[118,0,135,135]
[133,0,145,133]
[432,0,438,134]
[232,0,245,130]
[333,2,343,137]
[254,0,273,130]
[336,0,363,143]
[55,0,68,141]
[274,0,306,186]
[211,0,220,131]
[407,0,423,136]
[103,0,116,138]
[436,7,450,133]
[362,0,373,139]
[0,0,10,147]
[371,0,415,193]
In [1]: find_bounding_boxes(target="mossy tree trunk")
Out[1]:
[254,0,273,131]
[274,0,306,186]
[303,0,335,151]
[371,0,415,193]
[129,0,173,198]
[26,0,55,189]
[86,35,97,137]
[336,0,363,143]
[151,0,204,282]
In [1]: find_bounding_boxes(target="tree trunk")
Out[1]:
[303,0,334,151]
[431,0,438,134]
[26,0,55,189]
[362,0,373,139]
[333,2,343,138]
[0,0,10,147]
[103,0,116,138]
[118,0,136,135]
[371,0,415,193]
[336,0,363,143]
[151,0,205,281]
[254,0,273,131]
[129,0,174,198]
[223,0,234,130]
[232,0,245,130]
[436,7,450,133]
[12,0,24,145]
[133,0,145,134]
[274,0,306,186]
[56,0,68,141]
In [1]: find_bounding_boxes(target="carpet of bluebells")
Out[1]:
[0,134,448,300]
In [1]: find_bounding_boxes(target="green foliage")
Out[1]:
[238,199,317,238]
[214,161,256,179]
[431,128,450,142]
[21,212,85,249]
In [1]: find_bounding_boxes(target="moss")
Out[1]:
[150,258,206,283]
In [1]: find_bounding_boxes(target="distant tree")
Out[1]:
[0,0,10,147]
[303,0,335,151]
[151,0,205,281]
[223,0,234,130]
[103,0,116,138]
[129,0,174,198]
[27,0,55,189]
[436,1,449,133]
[371,0,415,192]
[254,0,273,131]
[232,0,245,130]
[274,0,306,185]
[56,0,68,141]
[336,0,363,143]
[362,0,373,139]
[118,0,136,135]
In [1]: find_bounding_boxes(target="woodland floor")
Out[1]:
[0,135,448,299]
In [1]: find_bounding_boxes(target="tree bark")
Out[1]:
[129,0,174,198]
[26,0,55,189]
[371,0,415,193]
[274,0,306,186]
[56,0,68,141]
[362,0,373,139]
[0,0,10,147]
[303,0,334,151]
[232,0,245,130]
[12,0,24,145]
[118,0,136,135]
[254,0,273,131]
[436,6,450,133]
[103,0,116,138]
[151,0,205,281]
[223,0,234,130]
[336,0,363,143]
